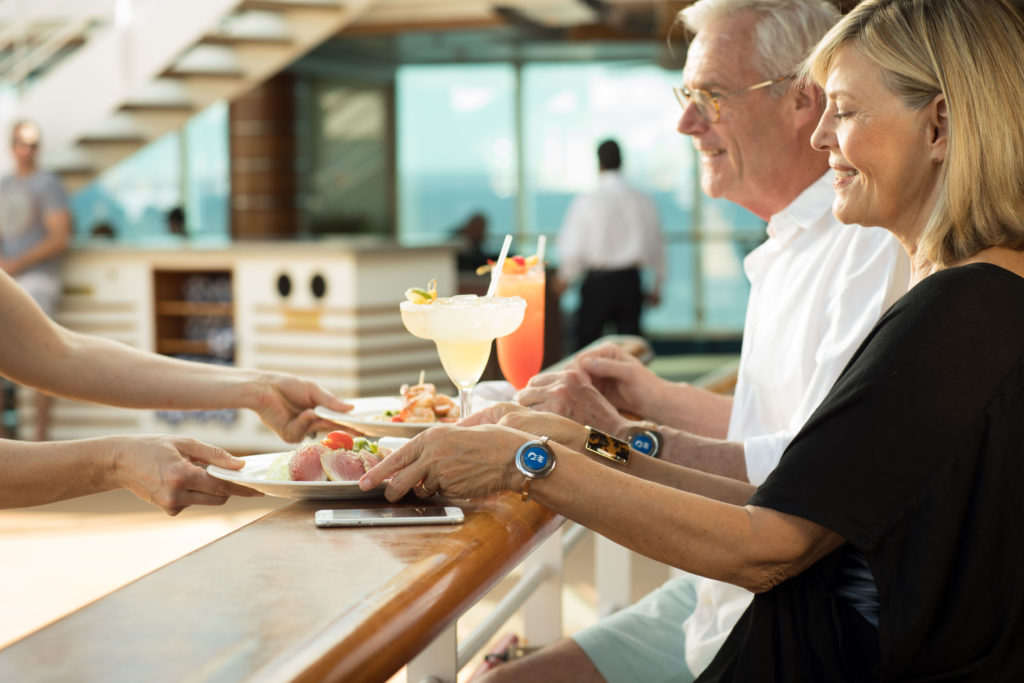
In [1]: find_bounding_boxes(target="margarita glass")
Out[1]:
[401,294,526,417]
[496,264,545,389]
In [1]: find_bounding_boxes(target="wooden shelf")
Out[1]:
[156,339,216,355]
[157,301,233,316]
[154,270,234,361]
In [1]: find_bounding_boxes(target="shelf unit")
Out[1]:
[153,269,234,361]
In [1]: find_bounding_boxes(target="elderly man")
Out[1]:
[473,0,910,681]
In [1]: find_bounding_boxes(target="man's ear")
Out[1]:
[791,82,823,126]
[928,93,948,163]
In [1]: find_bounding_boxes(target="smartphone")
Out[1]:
[314,506,465,528]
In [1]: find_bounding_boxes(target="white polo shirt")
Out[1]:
[556,171,665,292]
[685,171,910,674]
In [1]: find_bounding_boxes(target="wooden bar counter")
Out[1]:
[0,494,561,683]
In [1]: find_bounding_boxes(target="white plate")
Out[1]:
[315,395,496,438]
[208,437,407,500]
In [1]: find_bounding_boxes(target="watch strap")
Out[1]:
[584,426,630,465]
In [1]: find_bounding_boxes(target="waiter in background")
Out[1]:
[556,139,664,350]
[0,120,73,441]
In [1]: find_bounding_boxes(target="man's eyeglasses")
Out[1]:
[673,76,788,123]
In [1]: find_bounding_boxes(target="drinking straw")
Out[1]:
[537,234,547,264]
[486,233,513,298]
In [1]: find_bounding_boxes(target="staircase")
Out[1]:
[2,0,662,190]
[4,0,377,191]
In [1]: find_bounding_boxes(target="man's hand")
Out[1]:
[515,369,632,438]
[564,342,663,417]
[458,401,528,426]
[497,409,588,450]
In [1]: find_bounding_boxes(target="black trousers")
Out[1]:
[576,267,643,350]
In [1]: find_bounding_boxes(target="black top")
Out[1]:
[699,263,1024,682]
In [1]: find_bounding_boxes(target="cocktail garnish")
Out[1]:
[404,278,438,304]
[475,254,541,277]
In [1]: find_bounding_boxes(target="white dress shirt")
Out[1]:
[684,172,911,675]
[556,171,665,292]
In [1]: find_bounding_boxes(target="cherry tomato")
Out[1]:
[321,431,354,450]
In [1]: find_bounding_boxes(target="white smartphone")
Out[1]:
[314,506,465,528]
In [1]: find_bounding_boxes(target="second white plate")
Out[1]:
[315,395,496,437]
[208,437,408,500]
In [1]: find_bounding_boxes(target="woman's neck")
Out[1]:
[960,246,1024,279]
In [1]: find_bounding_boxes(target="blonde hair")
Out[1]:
[677,0,840,95]
[804,0,1024,268]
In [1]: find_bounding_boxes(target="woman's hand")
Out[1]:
[515,369,633,438]
[251,373,354,442]
[360,424,528,502]
[111,436,263,516]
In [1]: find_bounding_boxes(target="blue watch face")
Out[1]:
[521,444,551,472]
[630,432,655,455]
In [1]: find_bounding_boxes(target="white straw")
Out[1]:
[487,234,513,298]
[537,234,547,264]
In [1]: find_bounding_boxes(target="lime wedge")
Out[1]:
[404,287,434,304]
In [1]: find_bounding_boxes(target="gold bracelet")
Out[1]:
[584,426,631,465]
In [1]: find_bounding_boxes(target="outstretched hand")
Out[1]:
[113,435,263,516]
[253,373,353,442]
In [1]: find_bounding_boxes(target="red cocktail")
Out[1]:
[496,261,545,389]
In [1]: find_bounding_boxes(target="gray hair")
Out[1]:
[678,0,840,94]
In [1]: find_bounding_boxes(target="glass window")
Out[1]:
[70,102,230,244]
[184,101,230,239]
[396,61,761,337]
[396,64,516,248]
[306,80,391,235]
[70,132,182,242]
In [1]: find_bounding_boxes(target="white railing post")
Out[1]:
[408,621,457,683]
[522,526,564,646]
[595,534,633,618]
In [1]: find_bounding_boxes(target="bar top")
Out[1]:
[68,235,457,259]
[0,494,561,683]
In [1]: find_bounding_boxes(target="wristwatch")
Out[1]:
[627,422,663,459]
[515,436,555,502]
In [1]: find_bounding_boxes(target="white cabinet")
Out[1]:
[29,241,455,452]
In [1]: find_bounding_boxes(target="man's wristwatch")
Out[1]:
[515,436,555,502]
[627,422,663,459]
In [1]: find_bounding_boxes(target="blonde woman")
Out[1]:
[364,0,1024,678]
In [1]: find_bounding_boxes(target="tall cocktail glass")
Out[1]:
[401,294,526,418]
[496,265,545,389]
